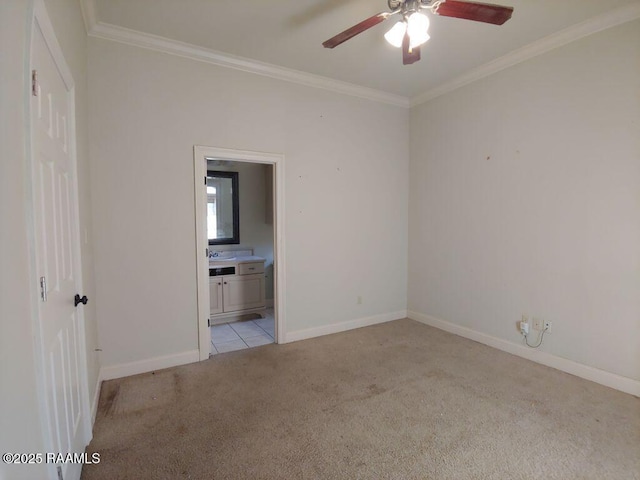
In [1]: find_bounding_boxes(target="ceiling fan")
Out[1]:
[322,0,514,65]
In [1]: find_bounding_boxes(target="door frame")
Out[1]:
[194,146,286,360]
[26,0,92,476]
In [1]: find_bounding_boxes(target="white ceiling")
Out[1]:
[90,0,640,100]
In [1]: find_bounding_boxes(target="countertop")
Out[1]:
[209,255,265,268]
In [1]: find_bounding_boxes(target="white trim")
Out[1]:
[91,369,104,425]
[33,0,74,90]
[79,0,97,35]
[194,150,209,361]
[194,146,287,360]
[410,3,640,106]
[86,21,409,108]
[100,350,200,381]
[408,311,640,397]
[285,310,407,344]
[25,6,56,477]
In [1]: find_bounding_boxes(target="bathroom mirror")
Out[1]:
[206,171,239,245]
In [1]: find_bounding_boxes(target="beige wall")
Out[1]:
[408,20,640,381]
[88,38,410,368]
[0,0,99,478]
[2,4,637,477]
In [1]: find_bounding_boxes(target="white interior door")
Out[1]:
[31,6,90,480]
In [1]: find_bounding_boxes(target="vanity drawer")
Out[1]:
[238,262,264,275]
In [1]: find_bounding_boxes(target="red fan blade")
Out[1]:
[402,32,421,65]
[322,12,391,48]
[434,0,513,25]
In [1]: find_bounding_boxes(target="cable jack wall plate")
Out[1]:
[533,317,543,331]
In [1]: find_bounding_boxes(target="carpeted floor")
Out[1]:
[82,319,639,479]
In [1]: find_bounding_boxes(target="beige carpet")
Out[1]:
[82,319,639,479]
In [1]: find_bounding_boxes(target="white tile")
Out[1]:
[254,317,274,330]
[243,333,274,348]
[229,320,265,338]
[255,320,275,337]
[211,324,241,343]
[213,339,248,353]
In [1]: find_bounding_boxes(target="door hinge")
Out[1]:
[32,70,38,96]
[204,176,207,185]
[207,318,211,327]
[40,276,47,302]
[57,465,63,480]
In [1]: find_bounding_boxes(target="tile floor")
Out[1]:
[211,308,275,354]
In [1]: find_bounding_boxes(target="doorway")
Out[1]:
[193,146,286,361]
[207,161,274,353]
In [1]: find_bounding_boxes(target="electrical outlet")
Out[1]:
[544,321,552,332]
[519,316,529,335]
[532,317,543,331]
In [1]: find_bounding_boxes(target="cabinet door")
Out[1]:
[209,278,223,315]
[223,274,265,312]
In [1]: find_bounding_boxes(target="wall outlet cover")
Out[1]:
[533,317,543,331]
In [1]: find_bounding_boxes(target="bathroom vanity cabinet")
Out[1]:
[209,258,266,323]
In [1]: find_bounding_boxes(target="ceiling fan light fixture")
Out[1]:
[409,31,430,49]
[407,11,430,48]
[384,21,407,48]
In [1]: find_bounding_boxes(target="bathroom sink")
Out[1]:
[211,257,235,262]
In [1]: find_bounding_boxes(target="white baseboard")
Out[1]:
[285,310,407,344]
[408,310,640,397]
[100,349,200,381]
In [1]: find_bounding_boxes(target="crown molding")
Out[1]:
[81,1,638,109]
[86,20,410,108]
[410,3,640,107]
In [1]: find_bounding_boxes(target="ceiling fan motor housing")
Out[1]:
[388,0,445,19]
[388,0,441,12]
